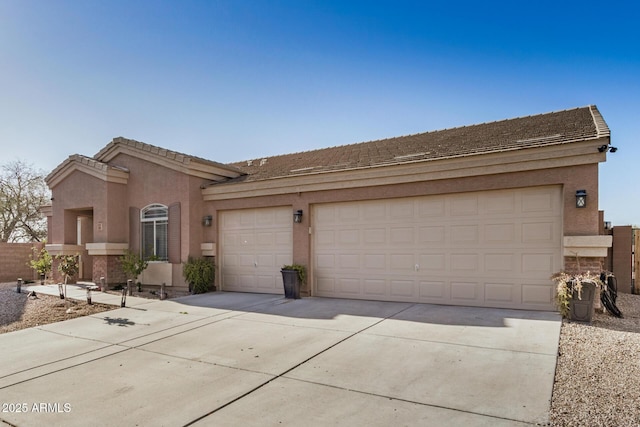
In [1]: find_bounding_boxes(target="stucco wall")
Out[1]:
[108,153,209,263]
[205,163,601,271]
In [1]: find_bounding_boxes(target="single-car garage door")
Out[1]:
[220,206,292,294]
[313,186,562,310]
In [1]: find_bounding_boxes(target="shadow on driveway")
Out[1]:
[170,291,558,328]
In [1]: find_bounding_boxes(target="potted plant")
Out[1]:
[29,245,52,285]
[551,271,603,322]
[183,256,215,294]
[281,264,306,299]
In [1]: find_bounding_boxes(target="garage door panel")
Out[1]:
[363,279,387,296]
[418,253,446,270]
[316,253,335,269]
[339,229,359,245]
[337,278,361,294]
[390,201,414,219]
[450,254,479,271]
[485,253,515,273]
[522,253,555,275]
[315,229,335,245]
[220,207,291,294]
[256,232,275,246]
[223,253,238,267]
[390,254,414,270]
[363,253,386,269]
[485,193,516,214]
[450,282,481,301]
[451,225,479,244]
[418,226,445,243]
[390,227,414,244]
[390,280,414,297]
[239,254,255,267]
[485,224,515,243]
[313,186,561,310]
[256,254,274,267]
[522,284,554,306]
[522,191,555,213]
[256,275,277,290]
[485,282,518,303]
[450,196,479,216]
[317,277,335,293]
[363,204,386,220]
[338,253,360,269]
[522,222,555,243]
[418,199,445,217]
[418,281,447,299]
[364,228,386,243]
[338,205,360,221]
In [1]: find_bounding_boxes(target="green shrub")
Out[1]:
[29,246,52,278]
[57,254,79,284]
[183,257,215,294]
[119,250,149,281]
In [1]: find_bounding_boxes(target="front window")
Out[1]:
[141,204,168,261]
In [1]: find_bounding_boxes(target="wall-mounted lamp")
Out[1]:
[293,209,303,223]
[598,144,618,153]
[604,221,612,230]
[575,190,587,208]
[202,215,212,227]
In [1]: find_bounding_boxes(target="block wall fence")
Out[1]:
[0,242,44,283]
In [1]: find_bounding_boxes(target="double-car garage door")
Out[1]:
[220,186,562,310]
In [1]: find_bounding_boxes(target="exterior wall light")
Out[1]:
[575,190,587,208]
[293,209,303,223]
[604,221,612,230]
[598,145,618,153]
[202,215,212,227]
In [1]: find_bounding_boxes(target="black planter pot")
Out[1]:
[569,280,597,323]
[281,269,301,299]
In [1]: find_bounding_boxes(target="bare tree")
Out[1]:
[0,160,49,242]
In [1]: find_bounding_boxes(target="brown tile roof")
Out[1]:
[224,105,608,184]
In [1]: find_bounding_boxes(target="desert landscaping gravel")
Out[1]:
[550,292,640,427]
[0,281,114,334]
[1,281,639,425]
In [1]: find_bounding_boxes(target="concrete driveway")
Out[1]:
[0,290,561,426]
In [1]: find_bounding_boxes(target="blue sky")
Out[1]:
[1,0,638,225]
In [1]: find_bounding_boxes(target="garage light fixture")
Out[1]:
[202,215,212,227]
[293,209,303,223]
[575,190,587,208]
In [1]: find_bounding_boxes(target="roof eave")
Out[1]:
[96,137,245,181]
[202,137,609,200]
[46,155,130,188]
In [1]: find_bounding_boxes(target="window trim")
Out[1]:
[140,203,169,261]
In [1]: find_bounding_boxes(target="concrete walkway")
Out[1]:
[1,286,561,426]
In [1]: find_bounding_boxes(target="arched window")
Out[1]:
[141,204,168,261]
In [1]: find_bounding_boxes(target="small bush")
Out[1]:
[183,257,215,294]
[29,246,52,278]
[119,250,149,281]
